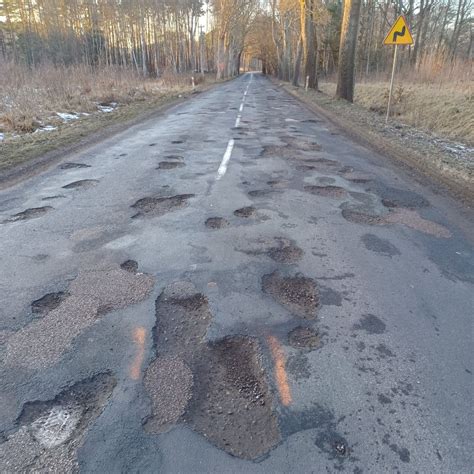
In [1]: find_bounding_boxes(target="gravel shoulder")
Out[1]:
[274,79,474,205]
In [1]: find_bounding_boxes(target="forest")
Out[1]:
[0,0,472,143]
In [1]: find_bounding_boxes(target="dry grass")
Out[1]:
[320,81,474,145]
[0,62,206,135]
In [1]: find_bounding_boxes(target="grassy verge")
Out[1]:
[275,79,473,203]
[319,81,473,146]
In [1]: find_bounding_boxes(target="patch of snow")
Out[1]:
[97,105,114,113]
[57,112,80,122]
[0,133,4,142]
[34,125,57,134]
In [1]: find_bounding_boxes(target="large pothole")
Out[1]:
[0,373,116,472]
[131,194,195,219]
[144,282,281,460]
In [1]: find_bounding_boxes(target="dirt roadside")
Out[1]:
[0,80,227,190]
[273,79,473,206]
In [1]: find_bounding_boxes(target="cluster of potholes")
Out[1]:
[1,146,190,224]
[142,273,326,461]
[251,135,451,240]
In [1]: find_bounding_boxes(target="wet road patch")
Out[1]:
[353,314,386,334]
[262,271,319,319]
[0,373,116,472]
[288,326,320,350]
[361,234,401,257]
[59,163,91,170]
[205,217,230,229]
[304,185,347,198]
[2,206,53,223]
[248,189,276,198]
[375,186,430,209]
[31,292,69,316]
[131,194,195,219]
[234,206,257,218]
[62,179,99,190]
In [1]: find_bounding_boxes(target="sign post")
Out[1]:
[383,15,414,123]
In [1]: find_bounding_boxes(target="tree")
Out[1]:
[336,0,362,102]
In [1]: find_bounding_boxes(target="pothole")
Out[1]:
[267,238,303,263]
[283,137,322,151]
[157,161,185,170]
[288,326,320,350]
[59,163,91,170]
[31,292,69,316]
[248,189,274,198]
[234,206,257,218]
[188,336,280,460]
[42,195,66,201]
[5,265,154,369]
[304,185,346,198]
[341,209,384,225]
[262,271,319,319]
[0,373,117,472]
[62,180,99,190]
[267,179,288,189]
[131,194,195,219]
[237,238,303,263]
[3,206,53,223]
[205,217,230,229]
[120,259,139,273]
[145,282,281,459]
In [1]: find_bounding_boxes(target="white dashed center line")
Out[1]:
[216,74,253,181]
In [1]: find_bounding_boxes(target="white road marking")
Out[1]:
[216,74,253,181]
[217,139,235,180]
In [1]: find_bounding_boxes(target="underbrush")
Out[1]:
[0,63,207,135]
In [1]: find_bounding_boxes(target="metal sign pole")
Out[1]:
[386,44,398,123]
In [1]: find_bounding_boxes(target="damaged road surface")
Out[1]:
[0,73,472,473]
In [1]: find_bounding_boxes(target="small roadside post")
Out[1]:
[383,15,414,123]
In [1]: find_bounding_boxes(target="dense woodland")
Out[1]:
[0,0,472,100]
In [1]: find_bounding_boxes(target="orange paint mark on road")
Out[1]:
[130,326,146,380]
[267,335,292,406]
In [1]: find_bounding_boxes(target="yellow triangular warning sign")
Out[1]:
[383,15,414,45]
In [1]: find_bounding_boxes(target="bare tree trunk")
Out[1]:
[336,0,362,102]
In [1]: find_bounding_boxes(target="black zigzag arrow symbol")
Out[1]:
[393,26,406,42]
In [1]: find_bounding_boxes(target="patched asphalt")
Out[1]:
[0,73,472,473]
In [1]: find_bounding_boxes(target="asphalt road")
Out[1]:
[0,73,472,473]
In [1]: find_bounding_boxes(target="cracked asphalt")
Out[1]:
[0,73,473,473]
